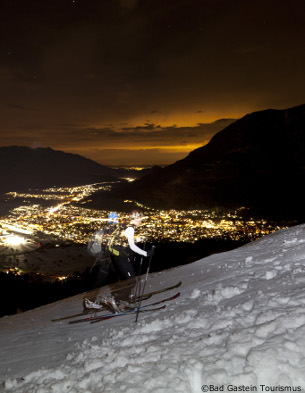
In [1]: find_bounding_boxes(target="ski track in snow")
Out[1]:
[1,225,305,392]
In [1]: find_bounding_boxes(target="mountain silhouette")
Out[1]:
[0,146,117,193]
[112,103,305,218]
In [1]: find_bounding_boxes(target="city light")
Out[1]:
[0,182,288,255]
[57,276,68,281]
[4,235,26,246]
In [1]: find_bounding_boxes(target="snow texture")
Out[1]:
[1,224,305,392]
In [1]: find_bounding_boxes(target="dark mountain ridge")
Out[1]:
[109,103,305,218]
[0,146,117,193]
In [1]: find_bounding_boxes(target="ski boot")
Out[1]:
[100,295,122,313]
[83,298,104,312]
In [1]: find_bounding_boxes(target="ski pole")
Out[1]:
[135,242,146,302]
[135,245,155,323]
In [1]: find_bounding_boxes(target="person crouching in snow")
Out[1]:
[103,210,153,312]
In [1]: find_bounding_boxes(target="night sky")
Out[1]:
[1,0,305,165]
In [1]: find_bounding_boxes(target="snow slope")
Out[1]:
[1,224,305,392]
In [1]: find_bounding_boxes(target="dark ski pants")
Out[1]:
[110,253,136,302]
[91,257,111,288]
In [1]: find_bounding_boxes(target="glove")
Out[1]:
[146,246,155,258]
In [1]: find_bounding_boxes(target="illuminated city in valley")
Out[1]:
[0,181,288,278]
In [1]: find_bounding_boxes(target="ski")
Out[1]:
[51,307,106,322]
[69,292,180,324]
[69,305,166,324]
[52,281,181,322]
[90,305,166,324]
[136,280,182,301]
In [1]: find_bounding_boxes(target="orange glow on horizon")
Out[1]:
[62,109,244,165]
[71,142,208,154]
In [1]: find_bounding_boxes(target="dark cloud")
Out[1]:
[6,104,30,110]
[70,120,236,149]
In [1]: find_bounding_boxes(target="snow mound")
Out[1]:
[1,224,305,392]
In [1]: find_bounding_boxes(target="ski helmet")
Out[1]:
[108,211,118,224]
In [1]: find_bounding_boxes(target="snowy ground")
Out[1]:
[1,224,305,392]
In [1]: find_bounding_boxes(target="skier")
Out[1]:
[102,209,153,312]
[88,212,118,288]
